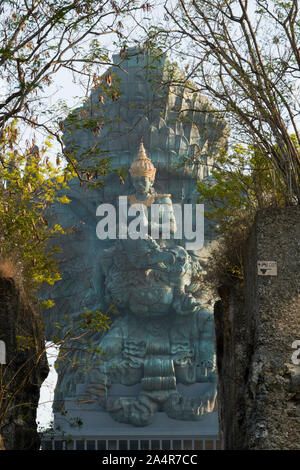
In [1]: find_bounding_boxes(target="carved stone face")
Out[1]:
[132,176,153,194]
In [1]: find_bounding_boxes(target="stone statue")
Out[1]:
[79,142,217,426]
[41,48,228,430]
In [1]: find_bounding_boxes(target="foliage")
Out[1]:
[79,308,112,333]
[198,144,289,224]
[198,143,290,286]
[144,0,300,204]
[0,120,74,293]
[0,0,148,182]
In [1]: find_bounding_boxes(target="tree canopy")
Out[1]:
[145,0,300,204]
[0,120,73,293]
[0,0,148,179]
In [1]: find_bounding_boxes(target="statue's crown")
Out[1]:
[129,141,156,181]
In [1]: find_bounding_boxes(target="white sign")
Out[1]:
[257,261,277,276]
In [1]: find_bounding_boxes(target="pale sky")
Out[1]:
[36,344,58,430]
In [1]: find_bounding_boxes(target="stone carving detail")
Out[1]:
[42,48,228,427]
[79,144,216,426]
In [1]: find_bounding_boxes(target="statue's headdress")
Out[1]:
[129,141,156,181]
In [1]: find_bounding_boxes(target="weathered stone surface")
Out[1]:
[215,207,300,450]
[0,278,48,450]
[63,47,229,178]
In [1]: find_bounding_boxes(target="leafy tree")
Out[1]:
[0,0,148,180]
[197,143,290,286]
[0,119,115,448]
[144,0,300,204]
[0,120,75,293]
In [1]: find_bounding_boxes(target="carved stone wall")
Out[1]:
[215,207,300,450]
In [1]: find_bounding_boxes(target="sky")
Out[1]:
[37,344,59,431]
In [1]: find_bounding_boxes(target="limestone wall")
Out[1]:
[215,207,300,450]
